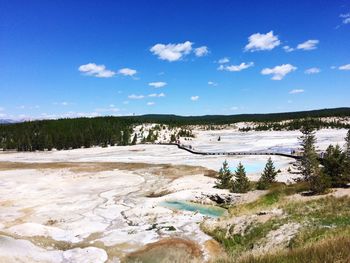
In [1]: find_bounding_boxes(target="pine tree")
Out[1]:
[298,123,328,194]
[323,145,348,187]
[342,130,350,185]
[131,134,137,145]
[345,129,350,158]
[231,162,250,193]
[297,123,320,182]
[257,157,277,190]
[215,160,232,189]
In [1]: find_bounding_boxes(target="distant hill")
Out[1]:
[0,119,18,124]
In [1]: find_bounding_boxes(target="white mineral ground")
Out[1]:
[0,128,347,262]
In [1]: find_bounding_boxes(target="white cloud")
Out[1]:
[150,41,193,62]
[148,81,167,88]
[148,93,165,97]
[53,102,70,106]
[95,106,120,113]
[283,46,294,52]
[218,62,254,72]
[305,67,320,74]
[289,89,304,94]
[244,31,280,52]
[79,63,116,78]
[0,113,6,118]
[208,81,218,86]
[147,102,155,106]
[230,106,238,111]
[190,96,199,101]
[194,46,209,57]
[0,107,4,111]
[261,64,297,80]
[339,64,350,70]
[218,57,229,64]
[118,68,137,76]
[340,13,350,24]
[297,40,319,50]
[128,94,145,99]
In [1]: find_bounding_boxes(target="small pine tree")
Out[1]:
[344,130,350,184]
[345,129,350,158]
[131,134,137,145]
[215,160,232,189]
[231,162,250,193]
[257,157,277,190]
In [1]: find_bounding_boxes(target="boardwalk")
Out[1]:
[158,143,301,160]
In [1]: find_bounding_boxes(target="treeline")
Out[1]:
[0,117,133,151]
[239,118,350,132]
[1,107,350,151]
[125,107,350,126]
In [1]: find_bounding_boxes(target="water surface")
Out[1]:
[160,200,226,217]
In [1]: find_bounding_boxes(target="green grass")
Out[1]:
[205,183,350,263]
[232,235,350,263]
[228,182,308,216]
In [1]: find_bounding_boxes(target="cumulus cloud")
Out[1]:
[118,68,137,76]
[283,46,294,52]
[218,57,229,64]
[194,46,209,57]
[208,81,218,86]
[53,102,70,106]
[148,81,167,88]
[289,89,304,94]
[78,63,116,78]
[244,31,280,52]
[261,64,297,80]
[305,67,320,74]
[297,40,319,50]
[218,62,254,72]
[95,105,120,113]
[128,94,145,99]
[148,93,165,97]
[190,96,199,101]
[339,64,350,70]
[147,102,155,106]
[150,41,193,61]
[340,13,350,24]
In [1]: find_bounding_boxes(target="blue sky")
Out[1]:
[1,0,350,119]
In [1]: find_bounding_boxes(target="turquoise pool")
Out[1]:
[229,161,281,174]
[160,200,226,217]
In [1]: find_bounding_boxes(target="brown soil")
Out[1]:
[0,161,216,180]
[122,238,203,263]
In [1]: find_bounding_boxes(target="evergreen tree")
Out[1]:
[215,160,232,189]
[345,129,350,158]
[323,145,348,187]
[344,130,350,183]
[297,123,320,182]
[231,162,250,193]
[131,134,137,145]
[257,157,277,190]
[170,134,177,143]
[297,123,328,193]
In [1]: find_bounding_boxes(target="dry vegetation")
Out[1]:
[202,183,350,263]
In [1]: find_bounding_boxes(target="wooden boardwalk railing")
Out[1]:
[157,143,301,160]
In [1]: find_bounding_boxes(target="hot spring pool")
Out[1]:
[160,200,226,217]
[229,160,282,174]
